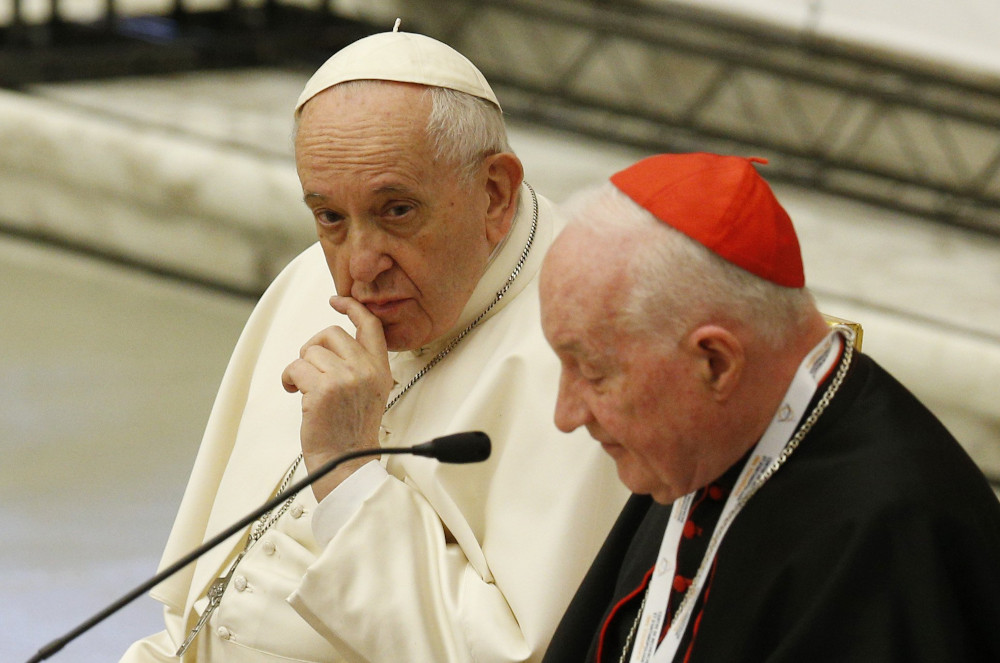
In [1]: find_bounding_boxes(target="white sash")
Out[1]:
[629,330,845,663]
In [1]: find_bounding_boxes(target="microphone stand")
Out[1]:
[25,436,486,663]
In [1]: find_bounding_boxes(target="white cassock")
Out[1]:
[121,183,629,662]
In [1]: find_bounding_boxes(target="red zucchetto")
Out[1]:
[610,153,805,288]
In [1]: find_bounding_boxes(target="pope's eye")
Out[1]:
[316,210,344,226]
[386,204,413,218]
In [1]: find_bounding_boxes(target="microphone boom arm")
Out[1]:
[25,432,489,662]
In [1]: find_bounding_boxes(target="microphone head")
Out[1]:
[413,431,491,464]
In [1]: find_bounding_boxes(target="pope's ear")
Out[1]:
[483,152,524,247]
[686,325,744,400]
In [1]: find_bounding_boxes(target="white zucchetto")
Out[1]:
[295,29,501,114]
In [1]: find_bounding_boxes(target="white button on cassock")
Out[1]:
[216,626,232,640]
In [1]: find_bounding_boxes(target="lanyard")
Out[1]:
[629,330,845,663]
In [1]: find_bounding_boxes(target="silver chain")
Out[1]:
[258,181,539,540]
[621,332,854,662]
[179,184,539,656]
[250,454,304,542]
[384,181,538,412]
[619,591,648,663]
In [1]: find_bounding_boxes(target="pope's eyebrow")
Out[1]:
[302,186,413,206]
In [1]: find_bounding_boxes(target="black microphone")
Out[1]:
[25,431,491,663]
[411,430,491,463]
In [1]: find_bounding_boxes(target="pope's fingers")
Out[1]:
[298,325,357,359]
[284,340,387,396]
[330,296,389,359]
[281,355,333,394]
[281,360,304,394]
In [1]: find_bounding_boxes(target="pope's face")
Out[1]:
[295,83,496,351]
[540,225,708,504]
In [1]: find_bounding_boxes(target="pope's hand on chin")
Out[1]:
[331,294,391,327]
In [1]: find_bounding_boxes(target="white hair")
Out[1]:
[425,86,512,183]
[559,182,818,349]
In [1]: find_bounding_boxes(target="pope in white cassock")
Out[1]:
[120,27,629,663]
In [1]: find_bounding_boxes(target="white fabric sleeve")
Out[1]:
[310,460,389,548]
[118,604,186,662]
[119,630,178,662]
[289,476,531,663]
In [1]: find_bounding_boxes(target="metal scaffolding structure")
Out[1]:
[0,1,374,82]
[404,0,1000,236]
[2,0,999,235]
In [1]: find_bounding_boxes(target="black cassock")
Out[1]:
[543,352,1000,663]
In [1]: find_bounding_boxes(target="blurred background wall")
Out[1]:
[2,1,998,660]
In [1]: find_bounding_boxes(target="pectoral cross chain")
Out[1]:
[175,552,244,656]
